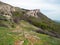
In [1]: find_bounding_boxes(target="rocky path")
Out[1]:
[11,25,40,45]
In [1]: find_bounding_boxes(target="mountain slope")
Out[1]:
[0,20,60,45]
[0,1,60,45]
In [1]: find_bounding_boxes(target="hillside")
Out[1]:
[0,1,60,45]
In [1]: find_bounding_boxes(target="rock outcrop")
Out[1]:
[0,1,16,20]
[26,9,40,18]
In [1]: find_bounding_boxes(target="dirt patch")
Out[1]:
[14,40,24,45]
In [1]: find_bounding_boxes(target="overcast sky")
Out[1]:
[0,0,60,20]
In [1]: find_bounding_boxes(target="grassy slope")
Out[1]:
[26,16,60,34]
[0,2,60,45]
[0,20,60,45]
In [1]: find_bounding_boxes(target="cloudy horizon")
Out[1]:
[0,0,60,20]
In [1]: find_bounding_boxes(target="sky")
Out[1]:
[0,0,60,20]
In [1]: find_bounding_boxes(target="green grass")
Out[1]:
[36,33,60,45]
[0,21,60,45]
[23,39,29,45]
[0,27,17,45]
[19,20,39,31]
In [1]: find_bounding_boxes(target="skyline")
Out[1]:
[0,0,60,20]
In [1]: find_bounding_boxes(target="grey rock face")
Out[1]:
[0,1,16,20]
[0,4,15,15]
[26,9,40,18]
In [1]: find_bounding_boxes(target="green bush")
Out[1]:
[27,16,55,30]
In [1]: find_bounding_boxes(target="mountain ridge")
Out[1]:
[0,1,60,37]
[0,1,60,45]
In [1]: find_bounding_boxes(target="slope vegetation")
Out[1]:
[0,1,60,45]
